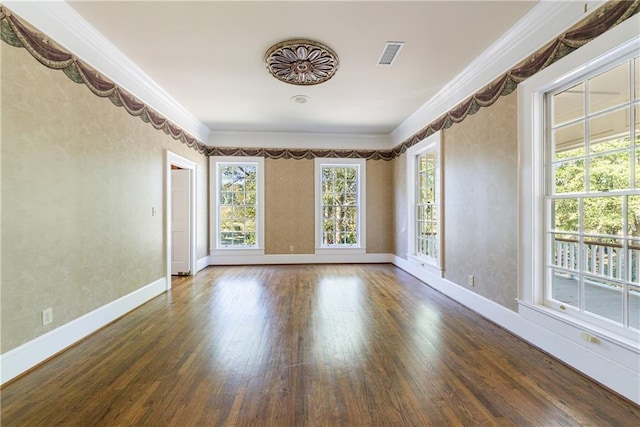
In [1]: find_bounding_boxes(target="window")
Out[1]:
[519,25,639,344]
[210,156,264,254]
[314,158,366,252]
[546,53,639,334]
[407,132,442,271]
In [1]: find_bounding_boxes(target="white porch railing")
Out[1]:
[553,238,639,283]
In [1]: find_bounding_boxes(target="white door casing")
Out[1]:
[171,168,191,275]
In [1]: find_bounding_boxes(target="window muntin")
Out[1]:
[406,132,442,269]
[546,54,639,333]
[217,163,257,247]
[210,156,264,253]
[320,165,359,246]
[315,158,366,251]
[416,150,438,260]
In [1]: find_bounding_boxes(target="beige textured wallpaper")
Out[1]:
[366,160,393,254]
[442,92,518,311]
[264,158,315,254]
[264,158,394,254]
[392,156,408,260]
[1,44,208,352]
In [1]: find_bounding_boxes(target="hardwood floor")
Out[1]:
[2,264,638,426]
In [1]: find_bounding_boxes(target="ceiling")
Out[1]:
[67,1,537,137]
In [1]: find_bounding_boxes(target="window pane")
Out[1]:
[629,240,639,284]
[552,198,579,232]
[550,234,579,271]
[589,62,630,114]
[629,196,640,237]
[553,82,584,125]
[589,151,630,192]
[635,104,639,146]
[583,196,622,236]
[630,286,640,330]
[589,107,631,153]
[584,238,623,279]
[554,159,585,194]
[554,121,585,160]
[635,57,640,100]
[550,269,578,308]
[584,276,623,323]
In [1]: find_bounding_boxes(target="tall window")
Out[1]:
[315,158,366,251]
[546,53,639,333]
[210,157,264,253]
[407,132,442,270]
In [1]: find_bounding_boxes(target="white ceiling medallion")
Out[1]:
[265,39,339,86]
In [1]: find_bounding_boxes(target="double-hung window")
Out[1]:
[314,158,366,253]
[519,24,639,344]
[210,156,264,254]
[407,132,442,272]
[546,53,639,335]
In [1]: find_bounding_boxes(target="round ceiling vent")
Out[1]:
[265,39,339,86]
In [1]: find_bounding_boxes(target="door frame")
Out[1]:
[166,151,197,290]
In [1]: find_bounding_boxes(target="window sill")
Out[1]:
[517,300,640,352]
[407,254,444,277]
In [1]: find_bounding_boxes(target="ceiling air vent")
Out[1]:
[377,42,404,66]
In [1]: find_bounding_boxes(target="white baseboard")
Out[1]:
[0,277,167,385]
[207,253,394,265]
[196,256,210,272]
[391,255,640,405]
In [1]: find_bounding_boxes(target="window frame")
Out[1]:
[209,156,265,255]
[518,23,640,346]
[406,132,443,273]
[314,158,366,254]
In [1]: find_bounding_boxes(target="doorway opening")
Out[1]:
[166,151,197,290]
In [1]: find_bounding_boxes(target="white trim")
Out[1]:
[406,132,443,271]
[166,151,197,289]
[209,156,265,252]
[207,252,393,266]
[3,0,210,143]
[392,1,607,145]
[518,17,640,338]
[390,255,640,404]
[209,130,391,151]
[196,256,210,273]
[0,277,166,385]
[314,158,367,252]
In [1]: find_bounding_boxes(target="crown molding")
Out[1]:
[391,0,607,145]
[209,130,392,151]
[3,0,210,143]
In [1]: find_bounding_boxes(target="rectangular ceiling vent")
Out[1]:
[377,42,404,66]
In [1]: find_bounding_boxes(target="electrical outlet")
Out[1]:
[467,275,475,287]
[289,245,294,252]
[42,307,53,325]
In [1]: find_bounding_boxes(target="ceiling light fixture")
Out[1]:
[291,95,309,104]
[265,39,339,86]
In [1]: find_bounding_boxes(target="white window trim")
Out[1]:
[314,158,366,254]
[209,156,265,256]
[518,18,639,347]
[406,132,443,275]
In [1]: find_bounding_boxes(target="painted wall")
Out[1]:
[443,92,518,310]
[1,44,209,353]
[263,158,394,255]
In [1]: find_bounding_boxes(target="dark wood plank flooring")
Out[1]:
[2,264,639,426]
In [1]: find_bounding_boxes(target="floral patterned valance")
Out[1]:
[1,1,638,160]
